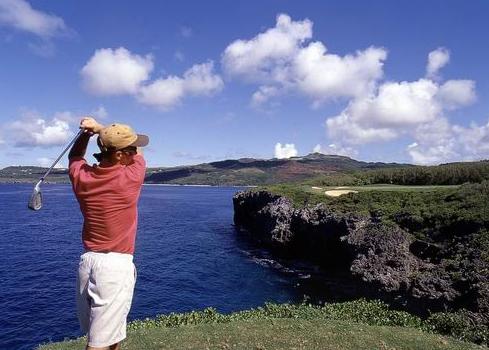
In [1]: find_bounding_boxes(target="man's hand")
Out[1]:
[80,117,103,135]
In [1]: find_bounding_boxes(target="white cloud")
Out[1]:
[274,142,298,159]
[137,77,185,109]
[182,61,223,95]
[251,85,280,108]
[222,13,312,79]
[91,106,108,119]
[326,112,398,145]
[81,48,223,110]
[437,80,476,108]
[325,75,476,147]
[426,47,450,78]
[293,43,386,101]
[37,157,64,168]
[9,116,72,148]
[329,79,441,132]
[0,0,67,38]
[406,118,489,165]
[51,110,76,123]
[137,61,223,110]
[313,143,358,157]
[222,13,387,106]
[81,47,154,95]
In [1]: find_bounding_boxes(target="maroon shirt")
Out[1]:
[69,155,146,254]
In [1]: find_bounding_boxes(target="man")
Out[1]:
[68,116,149,350]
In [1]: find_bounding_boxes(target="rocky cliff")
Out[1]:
[233,190,489,325]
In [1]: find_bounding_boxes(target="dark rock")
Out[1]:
[233,189,488,321]
[409,239,442,262]
[346,222,419,293]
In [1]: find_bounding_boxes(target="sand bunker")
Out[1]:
[311,186,323,190]
[325,189,358,197]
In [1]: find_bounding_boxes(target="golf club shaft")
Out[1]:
[39,129,85,182]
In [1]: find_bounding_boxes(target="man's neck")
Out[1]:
[99,160,120,168]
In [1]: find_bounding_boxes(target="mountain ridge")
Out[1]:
[0,152,425,186]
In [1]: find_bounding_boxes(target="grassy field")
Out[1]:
[39,318,486,350]
[39,300,489,349]
[309,184,459,192]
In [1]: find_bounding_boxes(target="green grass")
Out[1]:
[38,300,489,349]
[39,318,485,350]
[311,184,459,192]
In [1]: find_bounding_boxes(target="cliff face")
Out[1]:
[233,190,488,323]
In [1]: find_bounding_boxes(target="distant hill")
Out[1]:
[144,153,409,185]
[0,166,69,184]
[0,153,408,186]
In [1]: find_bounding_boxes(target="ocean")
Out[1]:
[0,184,310,349]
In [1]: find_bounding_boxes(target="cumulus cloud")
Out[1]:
[321,45,480,164]
[137,77,185,109]
[325,76,476,145]
[8,116,72,148]
[437,80,476,108]
[81,47,154,95]
[137,61,223,110]
[326,112,398,144]
[0,0,68,38]
[407,118,489,165]
[91,106,108,119]
[313,143,358,157]
[182,62,224,95]
[222,13,312,79]
[222,13,387,106]
[292,43,386,101]
[81,47,223,110]
[251,85,280,108]
[274,142,298,159]
[426,47,450,78]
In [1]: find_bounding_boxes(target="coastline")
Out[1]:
[143,183,257,188]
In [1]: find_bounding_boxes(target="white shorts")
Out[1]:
[76,251,136,348]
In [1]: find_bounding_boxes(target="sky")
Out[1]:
[0,0,488,168]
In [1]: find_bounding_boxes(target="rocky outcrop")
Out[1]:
[233,190,487,319]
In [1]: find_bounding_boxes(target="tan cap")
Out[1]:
[98,123,149,151]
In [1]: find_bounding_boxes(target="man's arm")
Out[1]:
[68,132,91,159]
[68,117,104,159]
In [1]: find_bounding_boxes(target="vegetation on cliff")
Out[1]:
[307,160,489,186]
[39,300,488,349]
[234,180,489,345]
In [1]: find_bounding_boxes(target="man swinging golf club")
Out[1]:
[68,116,149,350]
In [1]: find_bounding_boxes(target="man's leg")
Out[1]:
[85,342,120,350]
[86,253,136,348]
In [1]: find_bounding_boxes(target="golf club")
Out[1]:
[28,128,85,211]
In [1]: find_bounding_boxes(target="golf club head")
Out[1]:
[28,186,42,211]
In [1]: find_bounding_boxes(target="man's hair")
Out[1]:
[93,150,114,162]
[93,146,137,162]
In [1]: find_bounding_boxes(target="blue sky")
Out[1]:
[0,0,488,168]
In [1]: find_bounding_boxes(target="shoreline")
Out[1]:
[0,181,257,188]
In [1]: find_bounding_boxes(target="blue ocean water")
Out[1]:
[0,184,308,350]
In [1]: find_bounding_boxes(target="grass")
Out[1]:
[39,318,485,350]
[310,184,460,192]
[38,300,489,350]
